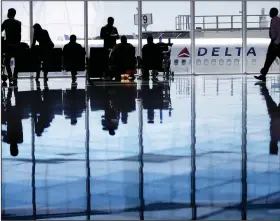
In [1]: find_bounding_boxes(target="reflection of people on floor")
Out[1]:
[142,82,163,124]
[2,87,23,156]
[63,84,86,125]
[101,88,120,136]
[33,84,55,136]
[258,84,279,155]
[121,112,128,124]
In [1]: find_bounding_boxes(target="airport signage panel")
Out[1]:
[134,13,153,25]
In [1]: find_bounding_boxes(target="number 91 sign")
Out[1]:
[134,13,153,25]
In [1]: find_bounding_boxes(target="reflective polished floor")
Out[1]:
[2,75,280,220]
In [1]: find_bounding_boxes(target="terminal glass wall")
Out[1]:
[33,1,85,78]
[141,2,193,219]
[87,1,141,216]
[246,2,280,219]
[2,1,30,45]
[194,75,243,219]
[194,1,242,74]
[246,1,280,74]
[3,0,280,76]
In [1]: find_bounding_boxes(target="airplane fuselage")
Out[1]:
[50,38,280,74]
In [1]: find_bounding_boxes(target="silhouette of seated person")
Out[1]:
[110,36,135,79]
[1,8,21,82]
[142,36,161,79]
[100,17,119,52]
[259,84,279,155]
[63,35,85,83]
[33,85,55,136]
[101,88,120,136]
[2,87,23,157]
[31,23,54,82]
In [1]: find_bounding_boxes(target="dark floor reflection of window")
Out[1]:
[1,85,89,218]
[2,77,280,220]
[87,83,141,212]
[2,88,33,217]
[140,79,192,220]
[195,76,243,218]
[33,86,87,215]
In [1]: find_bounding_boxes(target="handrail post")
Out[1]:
[203,16,205,29]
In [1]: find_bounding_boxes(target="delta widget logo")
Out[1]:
[178,47,190,57]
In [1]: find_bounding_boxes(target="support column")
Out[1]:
[241,75,248,220]
[84,1,89,57]
[29,1,34,79]
[85,70,91,219]
[1,0,3,26]
[190,0,195,75]
[29,1,33,47]
[137,96,144,220]
[242,0,247,74]
[137,0,142,57]
[31,115,36,219]
[84,1,89,82]
[190,76,196,219]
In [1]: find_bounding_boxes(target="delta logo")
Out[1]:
[178,47,190,57]
[177,46,257,57]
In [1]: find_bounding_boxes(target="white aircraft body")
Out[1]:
[46,38,280,74]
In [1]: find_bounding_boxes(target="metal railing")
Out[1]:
[175,14,269,31]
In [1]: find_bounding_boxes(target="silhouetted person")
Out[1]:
[100,17,119,51]
[255,7,280,82]
[110,36,135,78]
[112,35,133,53]
[142,36,161,79]
[2,87,23,157]
[32,23,54,82]
[1,8,21,82]
[63,35,85,83]
[257,83,279,155]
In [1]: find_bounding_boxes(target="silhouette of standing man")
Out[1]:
[32,23,54,82]
[1,8,21,83]
[255,7,280,82]
[100,17,119,51]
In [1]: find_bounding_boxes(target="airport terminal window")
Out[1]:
[234,59,239,65]
[219,59,224,66]
[196,59,201,65]
[204,59,209,66]
[211,59,216,65]
[182,59,186,65]
[174,59,179,66]
[226,59,232,65]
